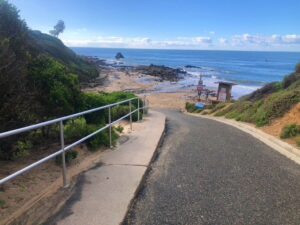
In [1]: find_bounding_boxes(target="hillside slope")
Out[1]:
[28,30,98,82]
[211,64,300,127]
[0,0,98,132]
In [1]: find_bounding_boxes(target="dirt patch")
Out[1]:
[261,103,300,147]
[146,92,195,110]
[0,144,108,225]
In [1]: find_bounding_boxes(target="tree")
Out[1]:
[49,20,65,37]
[0,0,32,131]
[28,55,81,118]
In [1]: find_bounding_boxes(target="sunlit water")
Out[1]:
[73,48,300,98]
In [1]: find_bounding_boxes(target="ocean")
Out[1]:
[72,48,300,98]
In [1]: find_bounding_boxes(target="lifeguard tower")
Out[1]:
[215,81,236,102]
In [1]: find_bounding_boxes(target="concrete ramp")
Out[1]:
[48,110,165,225]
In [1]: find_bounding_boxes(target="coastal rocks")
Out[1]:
[135,64,186,82]
[185,65,202,69]
[115,52,125,60]
[81,56,107,66]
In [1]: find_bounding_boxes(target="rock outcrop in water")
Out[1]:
[185,65,202,69]
[115,52,125,60]
[135,64,186,82]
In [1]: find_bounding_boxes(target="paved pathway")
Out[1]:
[46,111,165,225]
[124,109,300,225]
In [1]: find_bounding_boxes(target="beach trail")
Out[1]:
[124,109,300,225]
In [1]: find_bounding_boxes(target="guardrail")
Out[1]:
[0,96,149,187]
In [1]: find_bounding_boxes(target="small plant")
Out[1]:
[185,102,197,113]
[13,140,32,159]
[115,125,124,133]
[280,124,300,139]
[0,199,7,209]
[55,150,78,165]
[210,102,227,113]
[295,137,300,147]
[87,131,119,151]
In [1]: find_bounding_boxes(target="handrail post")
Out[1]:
[143,95,146,116]
[108,106,112,148]
[137,98,140,121]
[60,120,68,187]
[129,100,132,131]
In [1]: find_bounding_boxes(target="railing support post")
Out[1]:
[60,121,68,187]
[129,100,133,131]
[143,95,146,116]
[108,106,112,148]
[137,98,140,121]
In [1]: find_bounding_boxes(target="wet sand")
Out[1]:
[83,68,198,110]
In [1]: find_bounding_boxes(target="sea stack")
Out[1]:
[115,52,124,60]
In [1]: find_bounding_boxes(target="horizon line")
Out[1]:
[68,46,300,54]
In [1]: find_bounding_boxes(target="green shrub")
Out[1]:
[111,105,140,121]
[64,117,90,142]
[185,102,197,113]
[0,199,7,209]
[81,92,142,124]
[280,124,300,139]
[115,125,124,133]
[214,104,234,117]
[263,89,300,120]
[55,150,78,165]
[13,140,32,159]
[87,128,119,151]
[296,138,300,147]
[210,103,227,113]
[282,72,300,89]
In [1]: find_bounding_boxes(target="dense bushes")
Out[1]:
[64,117,90,142]
[81,92,143,124]
[0,92,143,160]
[28,55,83,118]
[63,117,119,151]
[280,124,300,139]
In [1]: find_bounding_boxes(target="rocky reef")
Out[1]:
[135,64,186,81]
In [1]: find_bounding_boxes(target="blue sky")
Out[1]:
[10,0,300,51]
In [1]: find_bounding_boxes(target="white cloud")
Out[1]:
[195,37,212,44]
[282,34,300,44]
[61,33,300,51]
[63,36,153,48]
[230,33,300,46]
[219,38,228,44]
[62,36,212,49]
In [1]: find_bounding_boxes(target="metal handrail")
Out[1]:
[0,97,137,139]
[0,96,149,186]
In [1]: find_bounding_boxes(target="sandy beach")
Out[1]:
[82,67,300,149]
[83,67,198,110]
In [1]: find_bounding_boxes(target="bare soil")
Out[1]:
[261,103,300,147]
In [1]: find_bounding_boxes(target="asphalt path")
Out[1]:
[124,109,300,225]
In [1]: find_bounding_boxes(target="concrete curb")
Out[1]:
[186,112,300,166]
[121,115,166,225]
